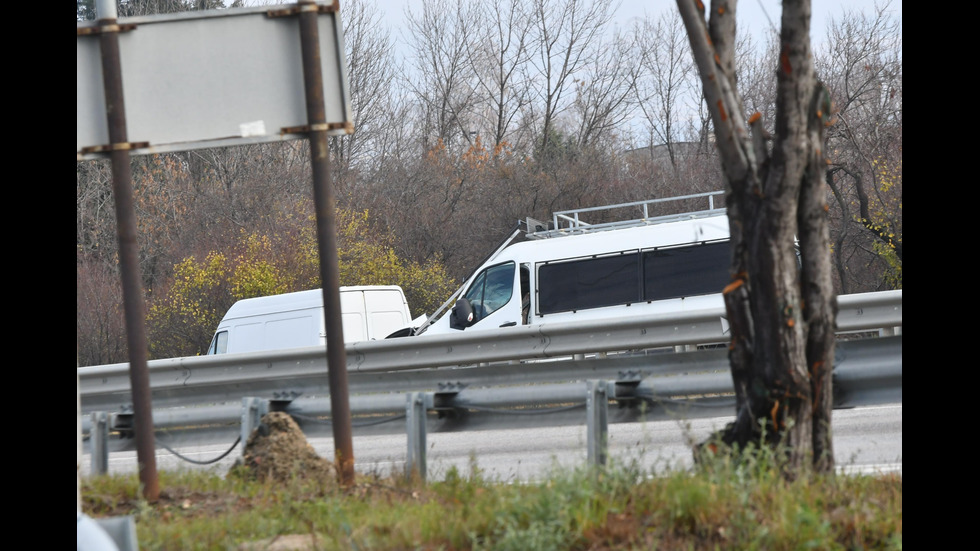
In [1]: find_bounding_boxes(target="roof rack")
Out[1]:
[524,191,727,239]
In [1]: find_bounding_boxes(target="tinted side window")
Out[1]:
[464,262,515,320]
[643,241,730,301]
[538,253,639,314]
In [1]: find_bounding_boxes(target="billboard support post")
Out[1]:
[296,0,355,488]
[93,0,159,502]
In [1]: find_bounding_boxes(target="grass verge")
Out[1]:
[80,448,901,551]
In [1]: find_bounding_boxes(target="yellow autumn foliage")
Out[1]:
[147,208,456,358]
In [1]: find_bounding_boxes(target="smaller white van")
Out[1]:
[206,285,414,355]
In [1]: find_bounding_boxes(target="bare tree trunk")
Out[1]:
[826,168,852,295]
[799,84,837,472]
[677,0,837,478]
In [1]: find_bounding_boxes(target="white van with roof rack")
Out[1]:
[406,191,732,337]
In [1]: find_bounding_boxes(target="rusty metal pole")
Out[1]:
[296,0,355,487]
[95,0,159,500]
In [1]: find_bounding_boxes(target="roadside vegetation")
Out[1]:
[80,444,901,551]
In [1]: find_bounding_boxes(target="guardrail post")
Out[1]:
[586,380,609,467]
[90,411,110,475]
[241,397,269,455]
[406,392,428,482]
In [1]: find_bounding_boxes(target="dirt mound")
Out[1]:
[229,411,335,486]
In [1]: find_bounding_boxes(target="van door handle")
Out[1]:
[499,321,517,327]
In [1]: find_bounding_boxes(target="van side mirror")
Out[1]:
[449,298,476,330]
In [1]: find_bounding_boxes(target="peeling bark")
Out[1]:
[678,0,837,478]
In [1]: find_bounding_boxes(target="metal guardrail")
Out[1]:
[78,290,902,413]
[78,290,901,477]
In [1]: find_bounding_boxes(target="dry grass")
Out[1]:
[80,446,901,551]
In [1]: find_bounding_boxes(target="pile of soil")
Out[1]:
[229,411,335,486]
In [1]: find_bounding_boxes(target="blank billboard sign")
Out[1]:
[77,3,352,160]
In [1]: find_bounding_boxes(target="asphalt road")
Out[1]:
[80,403,902,481]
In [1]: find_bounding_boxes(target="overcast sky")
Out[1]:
[613,0,902,45]
[378,0,901,48]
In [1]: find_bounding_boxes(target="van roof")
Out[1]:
[220,286,405,322]
[495,212,730,268]
[525,192,726,239]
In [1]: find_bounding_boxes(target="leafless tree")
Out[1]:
[817,1,902,293]
[77,258,128,366]
[631,9,698,166]
[677,0,837,477]
[568,28,640,150]
[731,32,778,133]
[113,0,226,18]
[527,0,617,159]
[465,0,536,152]
[77,159,117,264]
[330,0,399,176]
[404,0,481,154]
[77,159,128,366]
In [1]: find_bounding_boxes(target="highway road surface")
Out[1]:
[80,403,902,481]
